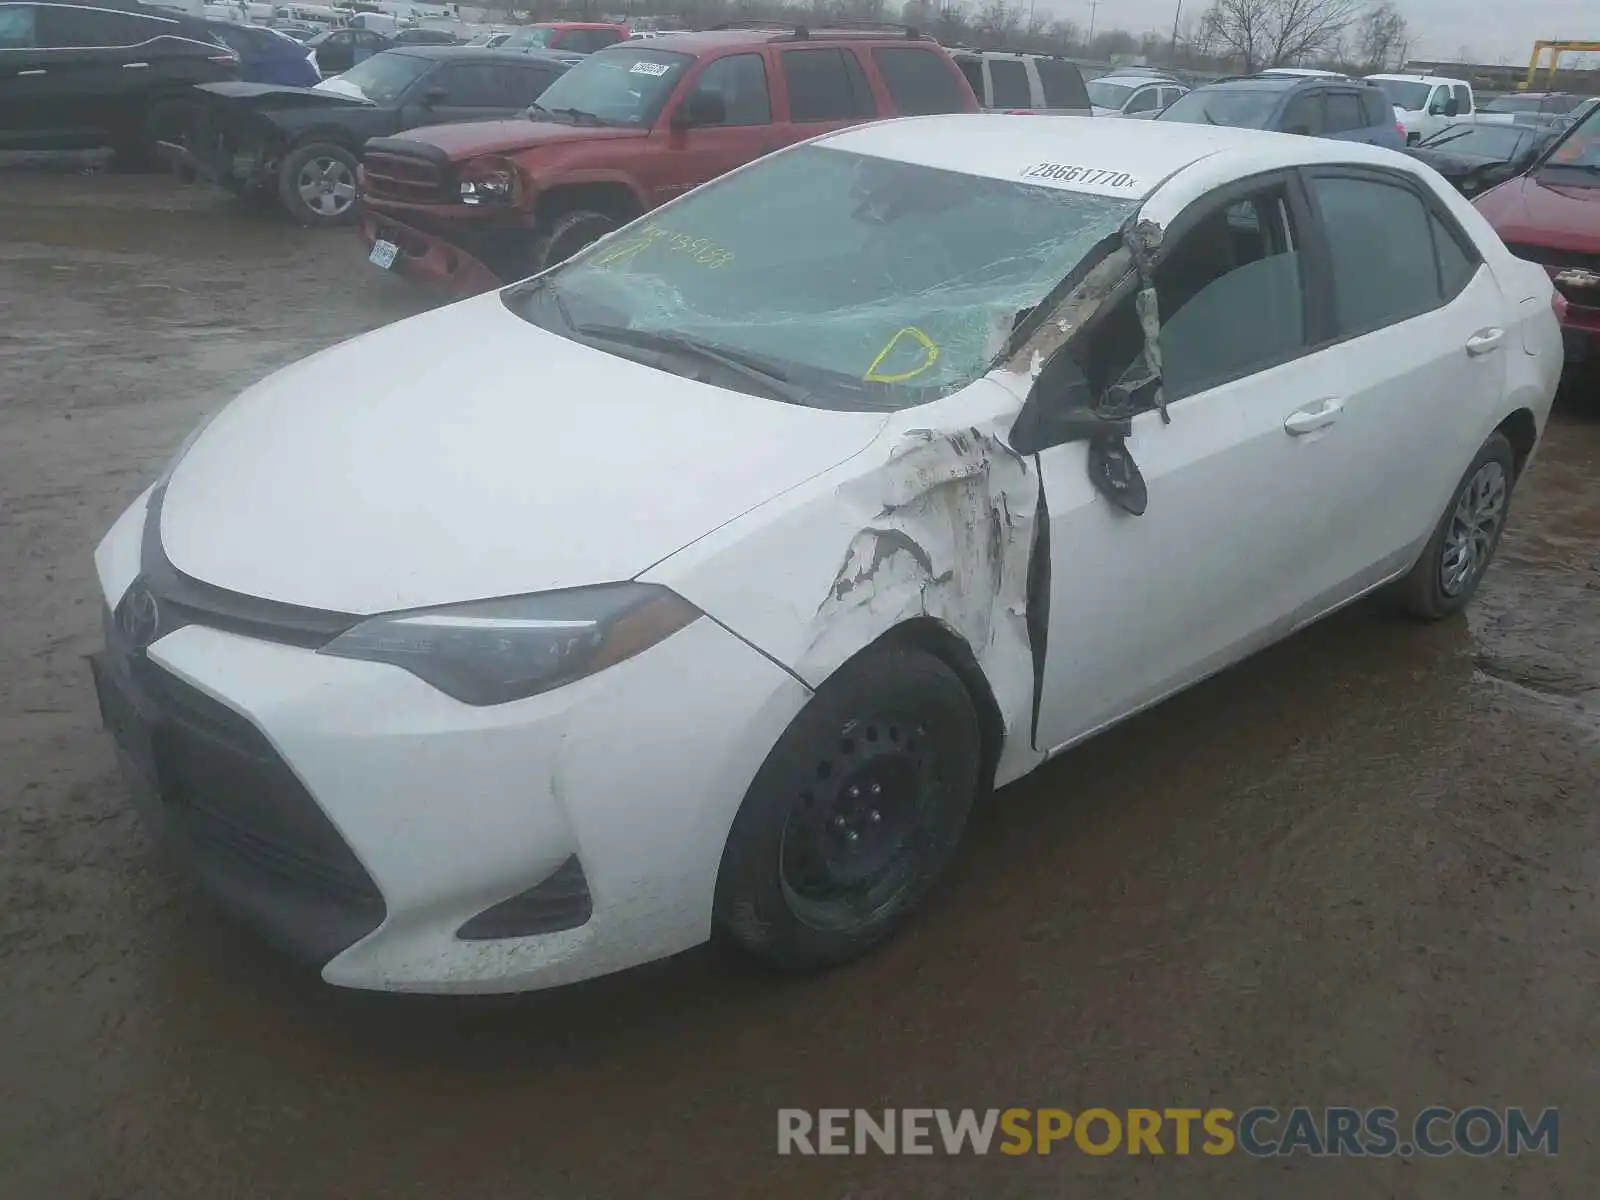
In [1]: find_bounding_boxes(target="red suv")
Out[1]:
[357,22,980,294]
[1475,100,1600,365]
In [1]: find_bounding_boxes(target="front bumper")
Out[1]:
[93,504,811,993]
[359,205,509,297]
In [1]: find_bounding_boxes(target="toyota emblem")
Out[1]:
[116,580,161,649]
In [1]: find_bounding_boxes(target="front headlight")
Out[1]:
[458,158,520,206]
[318,583,701,706]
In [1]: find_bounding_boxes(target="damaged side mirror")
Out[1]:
[1009,360,1149,517]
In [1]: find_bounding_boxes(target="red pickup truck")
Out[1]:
[1475,101,1600,366]
[357,23,980,294]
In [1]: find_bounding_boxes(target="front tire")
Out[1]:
[1397,431,1516,620]
[713,647,982,972]
[278,142,360,227]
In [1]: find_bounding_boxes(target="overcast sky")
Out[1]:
[1044,0,1595,63]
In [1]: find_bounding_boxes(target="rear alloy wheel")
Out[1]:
[714,647,982,971]
[1398,431,1516,619]
[278,142,360,227]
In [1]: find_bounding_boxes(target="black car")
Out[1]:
[0,0,238,165]
[173,46,569,224]
[306,26,391,75]
[1407,122,1562,197]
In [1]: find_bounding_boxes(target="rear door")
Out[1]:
[774,45,877,136]
[1279,88,1326,136]
[983,55,1030,111]
[29,5,176,136]
[870,44,972,115]
[1289,167,1510,607]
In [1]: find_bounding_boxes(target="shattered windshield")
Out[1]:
[1539,102,1600,173]
[1158,87,1281,128]
[504,145,1137,410]
[529,46,689,126]
[327,51,432,103]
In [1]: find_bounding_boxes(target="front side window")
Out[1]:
[531,47,689,127]
[1310,174,1444,334]
[506,145,1138,411]
[873,46,967,115]
[0,4,37,47]
[427,63,507,106]
[1125,86,1162,114]
[37,6,160,47]
[1539,101,1600,175]
[1098,187,1306,404]
[987,58,1030,108]
[1427,84,1449,113]
[688,52,770,126]
[782,49,874,122]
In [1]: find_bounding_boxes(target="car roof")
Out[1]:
[819,112,1419,200]
[1367,73,1469,86]
[533,21,625,29]
[1097,73,1180,86]
[633,26,936,53]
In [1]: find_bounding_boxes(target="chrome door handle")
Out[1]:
[18,68,47,76]
[122,62,150,69]
[1284,397,1344,436]
[1465,327,1505,356]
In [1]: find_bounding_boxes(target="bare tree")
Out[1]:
[1200,0,1360,72]
[975,0,1021,41]
[1353,1,1410,71]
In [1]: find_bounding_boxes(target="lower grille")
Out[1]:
[97,648,386,964]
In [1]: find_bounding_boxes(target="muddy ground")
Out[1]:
[2,162,1597,1199]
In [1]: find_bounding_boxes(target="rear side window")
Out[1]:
[1124,86,1161,114]
[1430,211,1479,300]
[955,56,983,101]
[1280,91,1324,135]
[781,48,874,121]
[692,52,771,126]
[0,5,35,48]
[872,46,967,115]
[505,63,559,105]
[591,27,624,49]
[1036,58,1088,108]
[1324,91,1363,131]
[1310,174,1446,334]
[1359,88,1390,127]
[986,58,1031,108]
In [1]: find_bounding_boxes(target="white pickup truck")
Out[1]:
[1366,73,1476,143]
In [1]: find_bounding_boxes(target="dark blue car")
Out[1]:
[206,21,321,87]
[1158,74,1405,149]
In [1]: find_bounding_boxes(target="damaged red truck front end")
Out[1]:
[356,29,981,295]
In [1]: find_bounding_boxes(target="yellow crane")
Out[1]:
[1522,40,1600,90]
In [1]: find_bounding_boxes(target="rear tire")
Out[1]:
[277,141,360,227]
[111,96,197,173]
[713,647,982,972]
[1396,431,1516,620]
[530,209,617,272]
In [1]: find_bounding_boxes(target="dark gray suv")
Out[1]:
[1159,74,1406,149]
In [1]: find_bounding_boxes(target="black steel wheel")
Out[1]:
[714,646,982,971]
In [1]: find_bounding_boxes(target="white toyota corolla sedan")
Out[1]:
[91,115,1562,993]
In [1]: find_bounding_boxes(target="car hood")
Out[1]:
[159,294,888,614]
[196,80,374,109]
[1409,146,1499,174]
[1474,172,1600,251]
[391,117,646,158]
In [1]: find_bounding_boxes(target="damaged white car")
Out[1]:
[91,115,1563,993]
